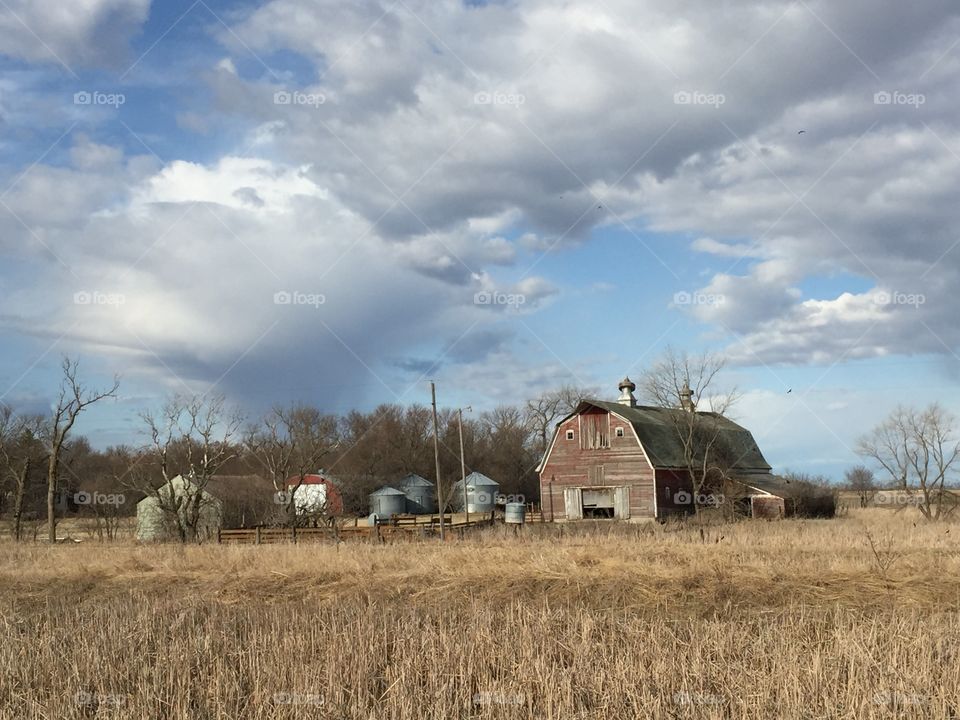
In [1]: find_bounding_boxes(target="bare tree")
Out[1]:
[525,383,596,457]
[857,404,960,521]
[245,404,340,527]
[844,465,876,508]
[640,347,741,515]
[134,395,243,542]
[855,407,913,491]
[43,358,119,543]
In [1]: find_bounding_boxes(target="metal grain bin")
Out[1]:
[504,502,525,524]
[451,472,500,514]
[397,473,436,514]
[369,486,407,518]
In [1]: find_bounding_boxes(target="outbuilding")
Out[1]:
[538,377,773,521]
[397,473,436,514]
[451,472,500,514]
[369,486,408,518]
[285,472,343,516]
[136,474,222,542]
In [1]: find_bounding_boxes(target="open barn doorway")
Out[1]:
[564,486,631,520]
[582,488,615,518]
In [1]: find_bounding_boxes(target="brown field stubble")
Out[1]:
[1,509,959,719]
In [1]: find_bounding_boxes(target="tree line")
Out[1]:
[2,350,958,542]
[0,357,598,541]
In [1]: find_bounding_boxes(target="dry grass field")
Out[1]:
[2,509,959,719]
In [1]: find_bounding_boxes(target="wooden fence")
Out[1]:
[217,513,498,545]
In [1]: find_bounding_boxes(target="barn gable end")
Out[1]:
[539,377,773,521]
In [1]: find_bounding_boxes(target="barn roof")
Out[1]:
[572,400,771,471]
[736,475,805,498]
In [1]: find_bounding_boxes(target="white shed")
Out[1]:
[136,475,222,542]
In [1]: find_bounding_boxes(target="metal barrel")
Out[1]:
[504,502,525,524]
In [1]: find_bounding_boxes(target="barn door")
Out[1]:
[613,487,631,519]
[563,487,583,520]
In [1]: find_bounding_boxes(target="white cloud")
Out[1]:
[202,0,960,367]
[0,0,150,68]
[5,0,960,420]
[0,136,557,409]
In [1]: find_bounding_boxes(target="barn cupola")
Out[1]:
[680,379,695,412]
[617,376,637,407]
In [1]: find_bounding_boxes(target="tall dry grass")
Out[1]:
[1,509,959,719]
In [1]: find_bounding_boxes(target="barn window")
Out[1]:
[566,429,574,440]
[581,412,610,449]
[615,427,624,438]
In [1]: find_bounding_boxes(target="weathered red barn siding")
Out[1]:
[540,407,656,520]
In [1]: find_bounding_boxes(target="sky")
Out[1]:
[1,0,960,480]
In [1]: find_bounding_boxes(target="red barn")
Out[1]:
[285,473,343,516]
[538,377,773,521]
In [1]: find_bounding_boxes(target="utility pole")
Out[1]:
[431,381,445,541]
[458,407,471,526]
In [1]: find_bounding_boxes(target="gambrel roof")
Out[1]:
[546,399,771,472]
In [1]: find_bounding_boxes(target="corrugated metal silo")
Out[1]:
[397,473,436,514]
[451,472,500,514]
[369,486,407,518]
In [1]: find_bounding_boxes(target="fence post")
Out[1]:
[216,528,221,544]
[255,526,261,545]
[292,525,297,544]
